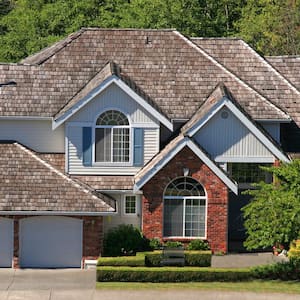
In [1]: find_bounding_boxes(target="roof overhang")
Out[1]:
[53,75,173,131]
[0,210,117,216]
[134,136,238,194]
[185,96,290,163]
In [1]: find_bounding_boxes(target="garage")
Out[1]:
[0,217,14,268]
[19,216,83,268]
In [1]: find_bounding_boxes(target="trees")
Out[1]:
[242,160,300,250]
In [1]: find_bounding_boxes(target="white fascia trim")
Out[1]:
[53,75,173,131]
[186,139,238,194]
[0,116,52,121]
[186,97,290,163]
[0,211,117,216]
[256,119,291,123]
[96,189,143,195]
[214,156,275,163]
[134,137,238,194]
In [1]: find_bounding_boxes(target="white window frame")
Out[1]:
[123,195,138,216]
[92,109,133,166]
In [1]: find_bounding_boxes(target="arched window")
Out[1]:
[163,177,207,238]
[95,110,130,162]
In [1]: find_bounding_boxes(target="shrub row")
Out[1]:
[97,266,252,282]
[98,251,212,267]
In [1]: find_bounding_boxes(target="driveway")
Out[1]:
[0,268,299,300]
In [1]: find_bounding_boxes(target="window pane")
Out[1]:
[163,199,183,236]
[185,198,206,237]
[96,110,129,126]
[95,128,111,162]
[125,196,136,214]
[113,128,129,162]
[165,177,205,196]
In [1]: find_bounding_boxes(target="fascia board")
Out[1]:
[53,75,173,131]
[0,210,117,216]
[186,139,238,194]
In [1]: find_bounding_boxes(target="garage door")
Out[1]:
[20,216,83,268]
[0,217,14,268]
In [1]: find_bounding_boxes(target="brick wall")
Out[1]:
[142,146,228,253]
[1,215,102,268]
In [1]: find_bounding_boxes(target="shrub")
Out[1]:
[251,258,300,280]
[288,240,300,259]
[187,239,210,251]
[184,251,211,267]
[145,251,162,267]
[149,238,163,250]
[164,241,183,248]
[97,255,145,267]
[103,224,149,257]
[97,266,252,282]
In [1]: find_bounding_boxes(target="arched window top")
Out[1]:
[96,110,129,126]
[164,177,205,197]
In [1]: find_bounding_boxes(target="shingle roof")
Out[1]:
[0,142,115,213]
[192,38,299,124]
[0,28,292,124]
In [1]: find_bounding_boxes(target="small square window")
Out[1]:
[125,196,136,215]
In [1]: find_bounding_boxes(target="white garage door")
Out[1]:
[0,217,14,268]
[20,216,83,268]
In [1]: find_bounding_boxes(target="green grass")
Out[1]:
[96,280,300,294]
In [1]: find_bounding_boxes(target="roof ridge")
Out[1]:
[239,39,300,104]
[81,27,175,32]
[266,55,300,59]
[191,37,242,41]
[14,142,113,210]
[173,31,290,120]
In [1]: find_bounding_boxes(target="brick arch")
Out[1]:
[142,146,228,253]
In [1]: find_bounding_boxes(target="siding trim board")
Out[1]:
[53,75,173,131]
[186,97,290,163]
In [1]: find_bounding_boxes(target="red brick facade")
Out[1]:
[142,146,228,253]
[2,215,103,268]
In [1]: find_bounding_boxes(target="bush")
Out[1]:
[184,251,211,267]
[145,251,162,267]
[251,258,300,280]
[187,239,210,251]
[149,238,163,250]
[288,240,300,259]
[164,241,183,248]
[97,266,252,282]
[103,224,149,257]
[97,255,145,267]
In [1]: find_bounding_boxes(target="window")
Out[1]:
[95,110,130,163]
[228,163,272,184]
[163,177,206,238]
[125,196,136,215]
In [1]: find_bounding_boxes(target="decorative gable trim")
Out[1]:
[53,75,173,131]
[134,136,238,194]
[185,96,290,163]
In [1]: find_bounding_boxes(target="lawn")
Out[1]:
[96,280,300,294]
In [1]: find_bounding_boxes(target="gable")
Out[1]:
[68,82,158,126]
[194,107,274,162]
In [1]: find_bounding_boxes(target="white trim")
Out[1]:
[174,31,290,121]
[0,116,52,121]
[214,156,275,163]
[186,97,290,163]
[53,75,173,131]
[0,210,117,216]
[131,123,159,129]
[123,195,138,216]
[134,137,238,194]
[97,190,143,195]
[256,119,291,123]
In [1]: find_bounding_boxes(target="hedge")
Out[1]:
[97,266,252,282]
[97,254,145,267]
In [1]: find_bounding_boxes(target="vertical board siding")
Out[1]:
[194,109,273,161]
[69,83,157,125]
[0,120,64,152]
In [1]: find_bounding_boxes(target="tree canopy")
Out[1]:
[242,160,300,250]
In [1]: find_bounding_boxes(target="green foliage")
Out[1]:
[251,258,300,281]
[97,255,145,267]
[97,266,252,282]
[144,251,163,267]
[149,238,162,250]
[235,0,300,55]
[187,239,210,251]
[242,160,300,250]
[288,240,300,259]
[103,224,149,257]
[164,241,183,248]
[184,251,211,267]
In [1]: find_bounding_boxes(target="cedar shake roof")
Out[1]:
[0,142,115,213]
[193,38,299,124]
[0,28,292,124]
[266,56,300,90]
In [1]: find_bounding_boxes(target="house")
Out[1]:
[0,28,299,268]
